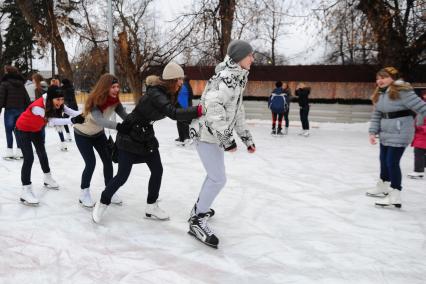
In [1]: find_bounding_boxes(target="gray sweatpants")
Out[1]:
[195,141,227,214]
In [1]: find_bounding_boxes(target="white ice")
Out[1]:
[0,113,425,284]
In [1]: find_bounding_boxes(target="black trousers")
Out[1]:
[299,106,310,130]
[176,121,190,141]
[414,147,426,172]
[100,148,163,205]
[15,129,50,186]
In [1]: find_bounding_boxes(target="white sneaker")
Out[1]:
[92,200,108,223]
[366,180,391,197]
[65,133,72,142]
[20,185,39,206]
[375,188,402,208]
[79,188,95,208]
[111,193,123,205]
[145,201,170,220]
[3,148,14,160]
[44,172,59,189]
[14,148,23,160]
[60,142,68,151]
[407,172,424,179]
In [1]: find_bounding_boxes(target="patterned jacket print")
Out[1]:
[190,55,255,149]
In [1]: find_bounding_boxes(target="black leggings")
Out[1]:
[15,129,50,185]
[100,149,163,205]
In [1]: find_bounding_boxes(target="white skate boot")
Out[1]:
[3,148,14,161]
[375,188,402,208]
[20,185,39,206]
[92,200,109,223]
[111,193,123,205]
[366,180,391,197]
[79,188,95,208]
[14,148,23,160]
[145,201,169,220]
[43,172,59,189]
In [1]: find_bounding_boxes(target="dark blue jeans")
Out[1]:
[15,129,50,185]
[100,149,163,205]
[380,144,406,190]
[299,106,310,130]
[4,108,25,148]
[74,131,113,189]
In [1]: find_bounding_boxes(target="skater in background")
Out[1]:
[268,81,289,136]
[295,82,311,137]
[73,74,128,208]
[92,62,202,224]
[407,90,426,179]
[175,76,194,145]
[0,65,30,160]
[61,78,78,142]
[50,78,68,151]
[367,67,426,208]
[15,85,84,206]
[188,40,256,248]
[282,82,292,135]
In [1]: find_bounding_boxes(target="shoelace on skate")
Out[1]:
[199,217,213,236]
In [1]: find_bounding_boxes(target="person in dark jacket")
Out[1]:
[0,65,31,160]
[268,81,289,136]
[92,62,203,224]
[295,82,311,137]
[175,76,194,145]
[61,78,78,142]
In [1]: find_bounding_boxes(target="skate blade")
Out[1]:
[375,203,402,209]
[44,183,59,190]
[110,201,123,206]
[3,157,15,161]
[366,192,388,197]
[79,200,95,208]
[20,198,39,206]
[144,214,170,221]
[408,176,423,179]
[187,231,218,249]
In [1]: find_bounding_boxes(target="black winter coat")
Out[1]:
[0,74,31,110]
[61,85,78,110]
[295,88,310,107]
[116,85,199,155]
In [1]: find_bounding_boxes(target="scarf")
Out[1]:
[99,95,119,112]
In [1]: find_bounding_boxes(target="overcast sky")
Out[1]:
[33,0,326,71]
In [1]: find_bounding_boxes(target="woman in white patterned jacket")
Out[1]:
[188,40,256,248]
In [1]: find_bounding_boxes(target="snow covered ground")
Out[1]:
[0,116,425,284]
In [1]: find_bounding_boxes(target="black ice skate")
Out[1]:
[188,213,219,249]
[188,203,215,222]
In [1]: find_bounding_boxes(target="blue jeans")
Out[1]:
[379,144,406,190]
[4,108,25,148]
[100,149,163,205]
[74,131,113,189]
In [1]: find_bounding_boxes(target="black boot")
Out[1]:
[188,213,219,248]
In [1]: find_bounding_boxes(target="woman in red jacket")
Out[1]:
[408,90,426,179]
[15,85,84,206]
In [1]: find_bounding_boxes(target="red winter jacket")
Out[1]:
[16,97,46,132]
[412,116,426,149]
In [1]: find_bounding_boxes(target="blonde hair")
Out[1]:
[32,73,44,92]
[84,74,119,116]
[296,82,307,89]
[371,67,412,104]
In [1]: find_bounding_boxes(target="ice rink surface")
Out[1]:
[0,117,425,284]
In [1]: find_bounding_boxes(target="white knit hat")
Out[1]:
[162,62,184,80]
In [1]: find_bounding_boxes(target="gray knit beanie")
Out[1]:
[162,62,184,80]
[227,40,253,63]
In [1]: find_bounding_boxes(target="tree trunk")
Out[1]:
[117,31,142,101]
[219,0,236,60]
[16,0,73,80]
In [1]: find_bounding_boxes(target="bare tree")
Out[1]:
[16,0,77,80]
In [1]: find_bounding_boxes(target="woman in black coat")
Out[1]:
[295,82,311,137]
[92,62,202,224]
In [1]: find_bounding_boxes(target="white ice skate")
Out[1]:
[366,180,391,197]
[14,148,23,160]
[375,188,402,208]
[43,172,59,189]
[65,133,72,142]
[3,148,15,161]
[407,172,424,179]
[145,201,170,220]
[79,188,95,208]
[60,141,68,151]
[20,185,39,206]
[111,193,123,205]
[92,200,108,223]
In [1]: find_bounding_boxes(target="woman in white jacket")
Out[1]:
[188,40,256,248]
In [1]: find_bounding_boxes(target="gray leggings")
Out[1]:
[195,142,227,214]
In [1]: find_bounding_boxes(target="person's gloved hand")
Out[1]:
[197,104,205,117]
[247,144,256,153]
[116,122,132,134]
[71,114,85,124]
